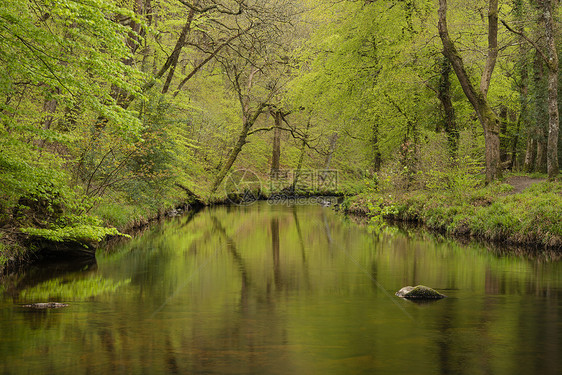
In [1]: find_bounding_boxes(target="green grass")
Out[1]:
[347,178,562,248]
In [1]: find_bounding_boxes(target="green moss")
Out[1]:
[347,178,562,248]
[396,285,446,299]
[21,225,126,243]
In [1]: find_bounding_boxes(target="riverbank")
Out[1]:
[0,184,343,273]
[343,176,562,249]
[0,198,204,274]
[3,174,560,273]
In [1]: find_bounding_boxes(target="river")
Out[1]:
[1,202,562,374]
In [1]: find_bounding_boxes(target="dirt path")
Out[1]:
[504,175,545,194]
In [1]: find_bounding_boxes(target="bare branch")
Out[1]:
[177,0,218,13]
[173,26,253,97]
[501,19,550,67]
[177,0,243,15]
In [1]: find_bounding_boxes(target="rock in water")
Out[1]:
[395,285,446,299]
[21,302,69,309]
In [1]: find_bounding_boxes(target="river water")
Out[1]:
[1,202,562,374]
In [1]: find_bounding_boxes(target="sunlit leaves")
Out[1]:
[0,0,148,246]
[21,225,125,243]
[288,0,441,171]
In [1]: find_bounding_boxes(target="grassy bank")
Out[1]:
[343,175,562,249]
[0,192,201,273]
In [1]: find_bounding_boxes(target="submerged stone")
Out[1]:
[395,285,446,299]
[21,302,69,309]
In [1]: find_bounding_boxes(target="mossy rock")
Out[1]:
[20,302,69,309]
[395,285,446,299]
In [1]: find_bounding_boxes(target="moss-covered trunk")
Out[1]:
[438,0,501,182]
[544,0,559,179]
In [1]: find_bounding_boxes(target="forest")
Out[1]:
[1,0,562,267]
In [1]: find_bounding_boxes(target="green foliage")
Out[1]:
[0,0,558,265]
[288,0,446,173]
[349,177,562,248]
[366,197,398,229]
[0,240,7,268]
[422,155,482,197]
[0,0,149,253]
[0,0,144,128]
[21,225,126,243]
[93,199,144,229]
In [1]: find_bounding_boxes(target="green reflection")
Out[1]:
[1,202,562,375]
[19,276,130,301]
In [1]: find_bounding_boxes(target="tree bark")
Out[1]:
[161,6,197,94]
[502,0,559,177]
[499,105,509,163]
[438,0,501,182]
[536,124,548,172]
[210,104,267,194]
[524,136,537,172]
[270,111,282,173]
[437,55,459,158]
[324,133,339,169]
[41,93,58,131]
[544,0,559,179]
[533,52,548,172]
[292,118,311,191]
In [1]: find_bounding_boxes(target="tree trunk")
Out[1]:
[210,104,267,194]
[505,0,559,176]
[484,118,501,179]
[509,110,522,170]
[270,111,282,173]
[324,133,339,169]
[110,0,146,105]
[161,6,197,94]
[293,119,311,191]
[511,0,529,171]
[536,125,548,172]
[546,62,559,178]
[438,0,501,182]
[371,121,382,172]
[124,0,145,63]
[532,52,548,172]
[41,93,58,132]
[524,136,537,172]
[544,0,559,179]
[499,105,509,163]
[437,55,459,158]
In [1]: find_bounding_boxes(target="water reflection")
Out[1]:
[1,202,562,374]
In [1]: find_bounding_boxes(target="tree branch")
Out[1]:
[501,19,550,67]
[480,0,498,96]
[177,0,243,15]
[177,0,218,13]
[438,0,480,112]
[172,25,253,97]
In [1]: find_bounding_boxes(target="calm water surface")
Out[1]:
[1,203,562,374]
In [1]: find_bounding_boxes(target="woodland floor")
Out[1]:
[504,175,546,194]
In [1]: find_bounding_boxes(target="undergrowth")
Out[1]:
[345,162,562,248]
